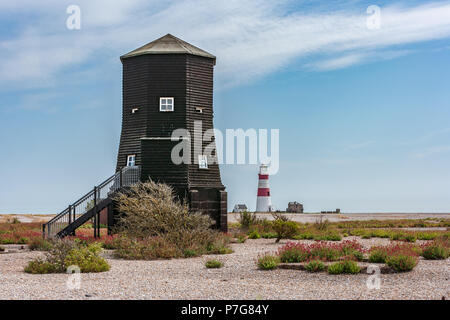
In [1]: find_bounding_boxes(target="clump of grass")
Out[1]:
[0,245,4,252]
[305,260,325,272]
[205,259,223,268]
[327,260,360,274]
[257,254,279,270]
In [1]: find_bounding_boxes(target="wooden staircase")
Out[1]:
[43,166,141,238]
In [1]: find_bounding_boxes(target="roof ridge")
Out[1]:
[121,34,216,60]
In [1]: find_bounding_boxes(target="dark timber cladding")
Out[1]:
[116,34,227,231]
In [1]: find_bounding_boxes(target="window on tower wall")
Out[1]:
[126,155,136,167]
[160,97,174,112]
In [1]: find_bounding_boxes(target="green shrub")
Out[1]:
[327,261,344,274]
[305,260,325,272]
[183,249,198,258]
[404,234,417,243]
[236,235,247,243]
[239,211,258,229]
[328,260,360,274]
[421,244,448,260]
[369,249,388,263]
[386,254,418,272]
[248,230,261,239]
[313,216,330,231]
[64,243,110,273]
[205,259,223,268]
[316,233,342,241]
[293,233,314,240]
[257,254,279,270]
[25,240,109,274]
[261,232,277,239]
[272,220,299,243]
[24,259,59,274]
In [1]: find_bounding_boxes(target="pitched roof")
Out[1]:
[121,34,216,60]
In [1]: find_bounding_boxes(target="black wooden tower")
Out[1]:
[116,34,227,231]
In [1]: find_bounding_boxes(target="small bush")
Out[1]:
[305,260,325,272]
[327,262,344,274]
[239,211,258,229]
[421,244,449,260]
[205,259,223,268]
[328,260,360,274]
[248,230,261,239]
[25,239,109,274]
[257,254,279,270]
[313,216,330,231]
[236,235,247,243]
[261,232,277,239]
[24,259,59,274]
[386,254,418,272]
[183,249,198,258]
[272,220,299,243]
[369,249,388,263]
[64,243,110,273]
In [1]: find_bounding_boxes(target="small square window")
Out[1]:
[126,155,136,167]
[160,97,174,112]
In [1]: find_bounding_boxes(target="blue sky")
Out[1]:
[0,0,449,213]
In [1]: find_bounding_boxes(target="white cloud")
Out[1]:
[1,1,450,89]
[414,145,450,158]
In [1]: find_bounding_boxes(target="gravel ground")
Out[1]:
[0,237,448,300]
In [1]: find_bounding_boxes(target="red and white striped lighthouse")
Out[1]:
[256,164,273,212]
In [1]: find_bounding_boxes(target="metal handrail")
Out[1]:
[44,166,141,237]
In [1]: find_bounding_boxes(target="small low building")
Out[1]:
[321,209,341,214]
[233,204,248,213]
[286,201,304,213]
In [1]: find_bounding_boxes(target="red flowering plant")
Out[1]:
[277,240,366,263]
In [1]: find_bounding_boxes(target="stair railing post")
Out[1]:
[120,168,123,188]
[94,186,98,239]
[68,205,72,224]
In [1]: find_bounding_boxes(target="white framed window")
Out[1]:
[198,155,208,169]
[126,155,136,167]
[160,97,174,112]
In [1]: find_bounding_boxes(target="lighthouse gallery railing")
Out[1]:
[43,166,141,238]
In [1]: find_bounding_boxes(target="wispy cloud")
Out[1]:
[1,1,450,89]
[413,145,450,158]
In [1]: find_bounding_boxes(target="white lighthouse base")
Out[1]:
[256,196,272,212]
